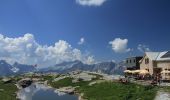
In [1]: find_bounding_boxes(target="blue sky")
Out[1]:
[0,0,170,65]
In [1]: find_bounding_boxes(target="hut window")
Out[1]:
[145,58,149,64]
[134,60,136,63]
[126,60,128,63]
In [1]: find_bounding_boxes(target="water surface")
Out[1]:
[17,83,78,100]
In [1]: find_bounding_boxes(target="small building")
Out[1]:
[126,56,143,70]
[140,51,170,80]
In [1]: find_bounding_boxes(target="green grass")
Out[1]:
[0,81,18,100]
[49,77,158,100]
[50,77,90,88]
[50,77,73,88]
[13,76,22,82]
[78,82,158,100]
[40,75,59,82]
[43,75,54,81]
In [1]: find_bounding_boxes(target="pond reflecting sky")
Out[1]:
[17,83,78,100]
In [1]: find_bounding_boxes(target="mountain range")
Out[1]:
[40,60,126,75]
[0,60,126,76]
[0,60,36,76]
[0,60,14,76]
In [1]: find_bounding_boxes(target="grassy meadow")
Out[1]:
[49,77,158,100]
[0,81,18,100]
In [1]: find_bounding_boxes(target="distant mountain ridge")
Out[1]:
[0,60,36,76]
[0,60,126,76]
[0,60,14,76]
[40,60,126,75]
[13,62,36,73]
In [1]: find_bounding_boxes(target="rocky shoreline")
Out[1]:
[15,81,82,100]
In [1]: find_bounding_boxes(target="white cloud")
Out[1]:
[78,37,85,45]
[85,56,95,65]
[109,38,131,53]
[137,44,151,52]
[0,33,95,67]
[76,0,107,6]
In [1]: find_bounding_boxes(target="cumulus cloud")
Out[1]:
[0,33,95,67]
[78,37,85,45]
[85,56,95,64]
[137,44,151,52]
[76,0,107,6]
[109,38,131,53]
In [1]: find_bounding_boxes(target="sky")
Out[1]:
[0,0,170,67]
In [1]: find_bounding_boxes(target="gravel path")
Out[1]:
[155,91,170,100]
